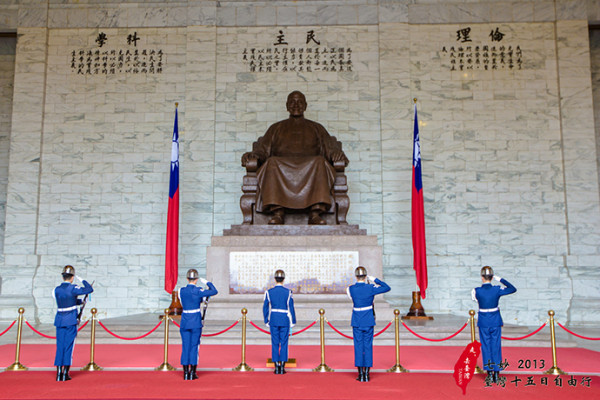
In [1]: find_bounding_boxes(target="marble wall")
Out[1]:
[592,28,600,231]
[0,0,599,326]
[0,36,15,256]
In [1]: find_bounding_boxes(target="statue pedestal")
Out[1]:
[206,231,390,322]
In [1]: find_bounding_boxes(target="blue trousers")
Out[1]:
[479,326,502,371]
[54,325,77,366]
[180,327,202,365]
[352,326,374,367]
[270,325,290,362]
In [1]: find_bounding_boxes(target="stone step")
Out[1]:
[0,296,35,321]
[202,296,394,321]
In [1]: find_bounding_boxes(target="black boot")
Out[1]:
[356,367,363,381]
[274,362,279,374]
[190,365,198,380]
[183,365,189,380]
[493,371,499,384]
[364,367,370,382]
[62,366,71,381]
[280,361,286,375]
[56,366,62,382]
[486,371,494,384]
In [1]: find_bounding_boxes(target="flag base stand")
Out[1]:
[159,292,182,321]
[402,291,433,320]
[168,291,183,316]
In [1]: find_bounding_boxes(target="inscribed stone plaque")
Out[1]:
[229,251,359,294]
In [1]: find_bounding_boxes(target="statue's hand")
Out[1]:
[241,152,258,166]
[330,151,348,165]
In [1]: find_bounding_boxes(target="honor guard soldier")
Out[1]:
[472,266,517,384]
[179,269,218,380]
[347,266,390,382]
[53,265,93,381]
[263,269,296,374]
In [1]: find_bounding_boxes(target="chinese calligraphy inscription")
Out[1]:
[70,32,164,75]
[442,26,523,71]
[241,29,353,73]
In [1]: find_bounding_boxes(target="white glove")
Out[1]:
[76,275,84,283]
[493,276,502,282]
[265,322,270,328]
[368,275,376,283]
[200,278,208,284]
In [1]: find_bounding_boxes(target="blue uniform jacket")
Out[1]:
[263,286,297,327]
[473,278,517,328]
[53,280,93,327]
[179,282,218,330]
[348,278,390,327]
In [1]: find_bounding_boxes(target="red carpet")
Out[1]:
[0,371,598,400]
[1,344,599,374]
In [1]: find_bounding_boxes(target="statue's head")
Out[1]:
[286,91,307,117]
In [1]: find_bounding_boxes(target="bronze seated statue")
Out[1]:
[240,91,350,225]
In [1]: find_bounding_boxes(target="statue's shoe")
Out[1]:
[268,215,284,224]
[308,215,326,225]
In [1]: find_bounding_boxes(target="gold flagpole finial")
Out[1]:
[175,102,179,108]
[413,98,417,104]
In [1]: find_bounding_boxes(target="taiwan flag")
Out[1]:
[412,102,428,299]
[165,106,179,294]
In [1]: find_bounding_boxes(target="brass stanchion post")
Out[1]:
[312,309,333,372]
[469,309,484,374]
[6,308,27,371]
[387,309,408,373]
[544,310,566,375]
[155,308,176,371]
[233,308,253,371]
[82,308,102,371]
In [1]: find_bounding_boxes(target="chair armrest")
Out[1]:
[244,158,258,173]
[333,159,346,172]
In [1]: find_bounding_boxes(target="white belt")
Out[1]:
[353,306,373,312]
[479,307,499,313]
[271,309,288,313]
[182,309,201,314]
[57,306,77,312]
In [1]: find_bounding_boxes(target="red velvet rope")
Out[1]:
[325,320,394,340]
[98,320,162,340]
[0,320,16,337]
[249,320,271,334]
[25,321,56,339]
[374,322,392,337]
[203,320,240,337]
[248,320,317,336]
[24,319,89,339]
[170,319,241,337]
[78,320,89,332]
[401,321,468,342]
[292,320,317,336]
[502,322,547,341]
[557,322,600,341]
[326,320,352,339]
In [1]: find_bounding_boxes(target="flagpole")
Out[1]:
[166,102,182,317]
[403,98,433,321]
